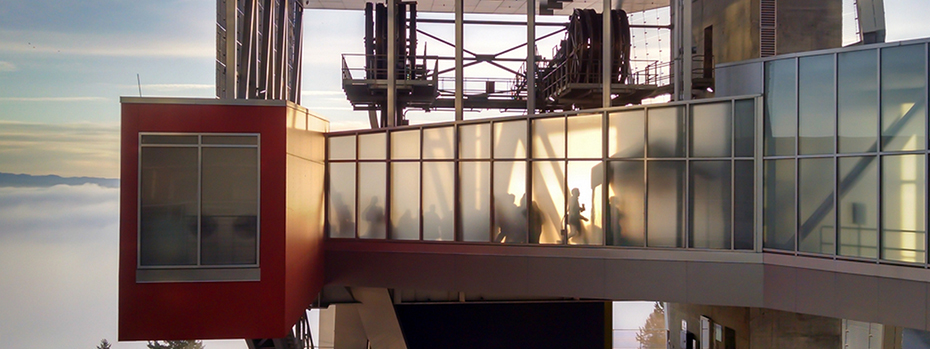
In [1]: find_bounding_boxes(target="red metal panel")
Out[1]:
[119,100,324,341]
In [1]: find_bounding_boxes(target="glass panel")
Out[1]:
[764,159,796,250]
[798,158,835,255]
[201,147,258,265]
[494,161,527,243]
[460,161,490,242]
[734,99,755,157]
[422,162,454,241]
[690,161,731,249]
[798,54,835,155]
[391,162,420,240]
[567,161,603,245]
[691,102,732,157]
[734,161,754,249]
[838,49,879,153]
[533,117,566,159]
[328,163,356,238]
[533,161,565,244]
[141,135,198,145]
[391,130,420,160]
[202,135,258,145]
[837,156,878,258]
[328,135,357,160]
[882,154,925,263]
[460,124,491,159]
[568,114,603,158]
[648,107,686,157]
[358,133,387,160]
[494,120,527,158]
[139,147,199,266]
[423,127,454,159]
[607,161,645,246]
[881,45,926,152]
[358,163,387,239]
[609,110,645,158]
[764,59,798,156]
[647,161,685,247]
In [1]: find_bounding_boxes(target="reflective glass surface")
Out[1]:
[328,163,356,238]
[202,135,258,145]
[647,107,685,157]
[392,130,420,160]
[459,161,490,241]
[329,135,357,160]
[881,45,926,152]
[568,114,603,159]
[422,162,455,241]
[798,158,835,254]
[798,54,835,155]
[837,156,878,258]
[423,127,454,159]
[140,147,199,266]
[494,121,527,158]
[691,102,732,157]
[764,59,797,156]
[608,161,645,246]
[533,161,565,244]
[882,154,926,263]
[764,159,795,251]
[838,50,878,153]
[200,147,258,265]
[690,161,731,249]
[533,117,566,159]
[647,161,685,247]
[391,163,420,240]
[460,124,491,159]
[493,161,527,243]
[609,110,645,158]
[734,99,755,157]
[733,161,754,249]
[358,163,387,239]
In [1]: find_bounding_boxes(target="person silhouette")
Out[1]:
[521,194,542,244]
[423,204,441,240]
[567,188,588,244]
[363,196,385,238]
[332,192,354,237]
[607,195,623,246]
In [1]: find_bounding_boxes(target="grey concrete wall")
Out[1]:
[667,303,752,349]
[748,308,841,349]
[776,0,843,55]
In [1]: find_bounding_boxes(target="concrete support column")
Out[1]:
[224,0,238,99]
[681,0,692,100]
[671,0,679,100]
[454,0,464,120]
[526,0,536,115]
[601,0,611,108]
[387,0,397,126]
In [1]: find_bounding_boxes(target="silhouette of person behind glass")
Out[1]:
[423,204,442,240]
[332,192,354,237]
[567,188,588,244]
[363,196,385,238]
[495,194,526,243]
[521,194,542,244]
[606,195,623,246]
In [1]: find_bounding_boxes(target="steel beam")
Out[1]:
[455,0,464,121]
[602,0,611,108]
[388,0,397,126]
[527,0,536,115]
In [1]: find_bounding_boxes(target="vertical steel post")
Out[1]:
[682,0,692,100]
[225,0,238,99]
[387,0,397,127]
[455,0,464,120]
[602,0,611,108]
[527,0,536,115]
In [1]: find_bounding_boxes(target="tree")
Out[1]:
[96,339,112,349]
[146,340,206,349]
[635,302,666,349]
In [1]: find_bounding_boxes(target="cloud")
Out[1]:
[0,96,108,102]
[0,61,16,72]
[0,121,119,178]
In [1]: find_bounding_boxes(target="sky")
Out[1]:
[1,0,930,348]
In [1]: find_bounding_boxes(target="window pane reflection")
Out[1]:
[460,161,490,241]
[734,99,755,158]
[423,162,455,241]
[328,163,356,238]
[460,124,491,159]
[838,50,878,153]
[691,103,732,157]
[493,161,527,243]
[201,147,258,265]
[690,161,731,249]
[609,110,645,158]
[764,159,795,251]
[798,54,835,155]
[358,163,387,239]
[648,107,685,157]
[533,118,566,159]
[647,161,685,247]
[838,156,878,258]
[567,161,603,245]
[423,127,454,159]
[881,45,926,152]
[391,162,420,240]
[494,121,527,158]
[734,161,754,249]
[764,59,797,156]
[392,130,420,160]
[533,161,565,244]
[608,161,645,246]
[882,154,925,263]
[798,158,835,255]
[568,114,603,158]
[140,147,199,266]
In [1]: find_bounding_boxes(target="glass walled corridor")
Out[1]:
[327,96,758,250]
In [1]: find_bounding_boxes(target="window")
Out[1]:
[138,133,259,281]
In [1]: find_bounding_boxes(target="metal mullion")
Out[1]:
[419,129,424,241]
[877,47,884,261]
[684,104,691,249]
[563,115,568,245]
[602,110,609,247]
[355,136,361,239]
[832,52,840,258]
[197,135,203,266]
[453,124,461,241]
[643,107,650,247]
[526,117,533,245]
[794,56,800,254]
[925,43,929,266]
[731,100,736,250]
[489,121,496,243]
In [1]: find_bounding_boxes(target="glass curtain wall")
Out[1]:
[762,42,929,265]
[326,97,757,251]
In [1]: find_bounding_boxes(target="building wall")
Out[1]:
[749,308,841,349]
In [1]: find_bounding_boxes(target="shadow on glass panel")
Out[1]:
[566,188,590,244]
[607,161,645,247]
[331,192,355,237]
[362,196,386,238]
[495,193,528,243]
[395,210,418,239]
[423,205,453,241]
